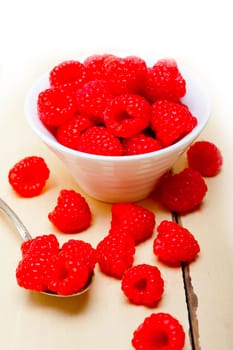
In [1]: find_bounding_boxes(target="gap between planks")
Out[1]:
[172,212,201,350]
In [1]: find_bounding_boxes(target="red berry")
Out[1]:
[187,140,223,177]
[121,264,164,307]
[16,252,50,292]
[83,54,114,80]
[104,94,152,138]
[49,60,89,89]
[21,234,59,258]
[8,156,50,197]
[110,202,155,244]
[96,232,135,279]
[142,59,186,102]
[47,254,89,296]
[76,80,113,124]
[60,239,97,272]
[77,126,123,156]
[104,55,147,95]
[157,168,208,213]
[48,189,92,233]
[56,114,94,150]
[153,220,200,265]
[151,100,197,147]
[37,87,76,127]
[122,133,162,155]
[16,234,59,292]
[132,312,185,350]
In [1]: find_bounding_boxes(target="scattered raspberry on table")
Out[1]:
[187,140,223,177]
[153,220,200,265]
[121,264,164,307]
[132,312,185,350]
[109,202,156,244]
[48,189,92,233]
[156,167,208,213]
[8,156,50,198]
[96,231,135,279]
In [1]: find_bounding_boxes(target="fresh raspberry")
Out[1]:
[16,234,59,292]
[157,168,208,213]
[60,239,97,272]
[77,126,123,156]
[21,234,59,258]
[37,87,76,127]
[104,55,147,95]
[151,100,197,147]
[46,254,89,296]
[76,80,113,124]
[21,240,32,258]
[16,252,51,292]
[96,232,135,279]
[49,60,89,90]
[110,202,155,244]
[83,54,114,80]
[132,312,185,350]
[48,189,92,233]
[8,156,50,197]
[187,140,223,177]
[104,94,152,138]
[153,220,200,265]
[56,114,94,150]
[121,264,164,307]
[122,133,162,155]
[142,59,186,102]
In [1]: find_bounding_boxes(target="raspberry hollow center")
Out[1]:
[134,278,147,290]
[149,330,169,348]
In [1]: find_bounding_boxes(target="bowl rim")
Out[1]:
[25,63,211,162]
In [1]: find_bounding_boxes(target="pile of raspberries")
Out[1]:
[37,54,198,156]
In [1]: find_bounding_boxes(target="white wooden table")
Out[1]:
[0,1,232,349]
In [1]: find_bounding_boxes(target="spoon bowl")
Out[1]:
[0,197,94,297]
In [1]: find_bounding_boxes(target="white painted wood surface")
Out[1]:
[0,1,232,349]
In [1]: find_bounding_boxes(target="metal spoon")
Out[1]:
[0,197,93,297]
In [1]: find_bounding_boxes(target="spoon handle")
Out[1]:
[0,198,32,241]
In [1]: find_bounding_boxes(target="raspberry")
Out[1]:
[48,189,92,233]
[46,254,89,296]
[76,80,113,124]
[37,87,76,127]
[110,202,155,244]
[77,126,123,156]
[16,252,50,292]
[104,55,147,95]
[83,54,114,80]
[121,264,164,307]
[151,100,197,147]
[49,60,89,89]
[132,312,185,350]
[157,168,208,213]
[122,133,162,155]
[142,59,186,102]
[56,114,94,150]
[187,140,223,177]
[104,94,152,138]
[16,234,59,292]
[21,234,59,258]
[60,239,97,272]
[153,220,200,265]
[8,156,50,197]
[16,234,93,295]
[96,232,135,279]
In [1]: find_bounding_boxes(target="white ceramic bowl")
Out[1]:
[25,64,211,203]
